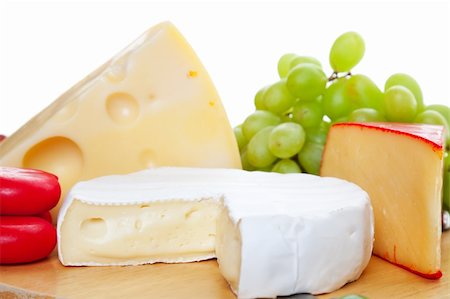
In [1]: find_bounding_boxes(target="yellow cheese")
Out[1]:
[0,22,241,219]
[321,122,444,279]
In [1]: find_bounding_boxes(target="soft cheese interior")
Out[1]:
[60,199,220,265]
[58,167,374,297]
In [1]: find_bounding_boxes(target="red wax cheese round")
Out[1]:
[36,210,53,223]
[0,216,57,264]
[0,167,61,215]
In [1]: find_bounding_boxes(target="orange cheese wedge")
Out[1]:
[321,122,444,279]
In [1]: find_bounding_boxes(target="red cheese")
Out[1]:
[0,216,57,264]
[0,167,61,215]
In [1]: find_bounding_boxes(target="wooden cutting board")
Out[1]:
[1,232,449,299]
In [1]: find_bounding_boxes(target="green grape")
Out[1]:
[263,80,296,114]
[383,86,417,122]
[289,56,322,70]
[385,73,424,111]
[332,115,350,124]
[233,125,247,151]
[415,110,450,146]
[323,78,355,121]
[254,86,268,110]
[257,163,275,172]
[242,110,281,140]
[329,31,365,72]
[415,110,448,127]
[240,148,256,171]
[305,121,331,145]
[292,98,324,129]
[298,142,324,175]
[346,74,384,111]
[426,104,450,148]
[278,53,298,78]
[316,94,324,104]
[246,126,277,167]
[281,113,294,123]
[272,159,302,173]
[427,104,450,127]
[443,152,449,211]
[349,108,386,122]
[445,151,449,168]
[268,123,306,158]
[286,63,327,102]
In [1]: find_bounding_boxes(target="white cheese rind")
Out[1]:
[216,178,373,297]
[58,167,373,297]
[235,204,373,297]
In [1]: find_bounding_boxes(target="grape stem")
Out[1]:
[328,72,338,81]
[328,71,352,82]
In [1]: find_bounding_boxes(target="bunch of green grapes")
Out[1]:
[235,32,450,210]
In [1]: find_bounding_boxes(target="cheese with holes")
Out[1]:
[58,167,374,297]
[0,22,241,220]
[321,122,444,279]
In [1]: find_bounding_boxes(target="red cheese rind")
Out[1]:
[330,122,444,153]
[0,216,57,264]
[374,253,442,280]
[0,167,61,215]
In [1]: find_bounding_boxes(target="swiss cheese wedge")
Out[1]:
[321,122,444,279]
[0,22,241,219]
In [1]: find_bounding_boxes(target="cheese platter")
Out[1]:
[0,14,449,299]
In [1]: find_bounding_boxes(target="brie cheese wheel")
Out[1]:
[0,22,241,220]
[58,167,374,297]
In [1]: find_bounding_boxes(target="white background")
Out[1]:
[0,0,449,135]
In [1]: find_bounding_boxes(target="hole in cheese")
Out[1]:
[54,101,79,122]
[22,136,83,190]
[105,55,130,83]
[185,208,200,220]
[105,92,139,124]
[81,217,107,239]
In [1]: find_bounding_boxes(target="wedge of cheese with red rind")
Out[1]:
[0,22,241,220]
[321,122,444,279]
